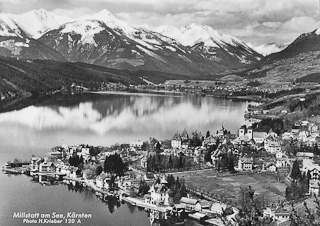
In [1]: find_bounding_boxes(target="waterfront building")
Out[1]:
[145,176,170,206]
[96,173,111,190]
[30,157,41,171]
[179,197,201,211]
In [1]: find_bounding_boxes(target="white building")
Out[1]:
[130,140,144,149]
[264,141,281,154]
[238,157,253,171]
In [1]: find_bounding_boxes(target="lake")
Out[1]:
[0,92,249,226]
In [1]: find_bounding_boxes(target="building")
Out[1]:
[264,163,277,172]
[39,160,54,173]
[238,157,253,171]
[130,140,144,150]
[30,157,41,171]
[96,173,111,190]
[264,141,281,154]
[171,132,182,149]
[179,197,201,211]
[145,177,170,206]
[296,152,314,160]
[140,156,147,168]
[309,180,320,196]
[252,132,267,144]
[171,129,190,149]
[210,202,227,215]
[274,208,291,222]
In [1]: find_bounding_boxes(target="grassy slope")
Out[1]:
[0,57,146,95]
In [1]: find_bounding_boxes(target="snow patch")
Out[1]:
[165,46,176,51]
[253,42,289,56]
[136,45,166,63]
[61,20,104,46]
[316,28,320,35]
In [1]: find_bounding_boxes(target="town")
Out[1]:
[3,109,320,226]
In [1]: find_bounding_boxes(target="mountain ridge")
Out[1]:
[0,8,262,76]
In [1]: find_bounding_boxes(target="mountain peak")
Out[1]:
[95,9,113,17]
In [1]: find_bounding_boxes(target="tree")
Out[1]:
[109,175,116,190]
[290,196,320,225]
[228,157,235,172]
[96,165,103,176]
[104,153,127,175]
[138,179,150,195]
[191,130,203,147]
[206,130,210,138]
[291,160,301,180]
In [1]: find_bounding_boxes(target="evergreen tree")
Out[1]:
[168,155,173,169]
[228,157,235,172]
[290,160,301,180]
[206,130,210,138]
[96,165,103,176]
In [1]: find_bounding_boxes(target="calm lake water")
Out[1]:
[0,92,249,226]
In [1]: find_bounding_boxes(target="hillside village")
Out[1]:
[4,114,320,225]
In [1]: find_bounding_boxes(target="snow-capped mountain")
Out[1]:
[9,9,71,38]
[154,23,261,64]
[0,8,262,76]
[155,23,245,48]
[251,42,289,56]
[0,12,65,61]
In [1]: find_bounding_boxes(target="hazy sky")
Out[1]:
[1,0,320,45]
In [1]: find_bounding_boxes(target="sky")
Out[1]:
[0,0,320,45]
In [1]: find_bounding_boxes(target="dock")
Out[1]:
[122,197,169,213]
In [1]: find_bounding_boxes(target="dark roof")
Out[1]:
[172,132,181,140]
[181,129,189,139]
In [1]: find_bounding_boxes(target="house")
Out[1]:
[55,162,68,174]
[264,163,277,172]
[171,129,190,149]
[308,123,319,132]
[238,157,253,171]
[140,156,147,168]
[179,197,201,211]
[296,152,314,160]
[95,173,111,190]
[210,202,227,215]
[30,157,41,171]
[282,132,293,140]
[39,160,53,173]
[309,180,319,196]
[171,132,182,149]
[202,135,217,148]
[264,141,281,154]
[81,146,90,156]
[117,179,132,191]
[276,151,283,159]
[252,132,267,144]
[263,207,275,219]
[276,158,289,168]
[298,131,309,142]
[66,166,78,179]
[145,178,170,206]
[130,140,144,150]
[274,208,291,222]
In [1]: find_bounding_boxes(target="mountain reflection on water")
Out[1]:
[0,92,249,226]
[0,92,249,161]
